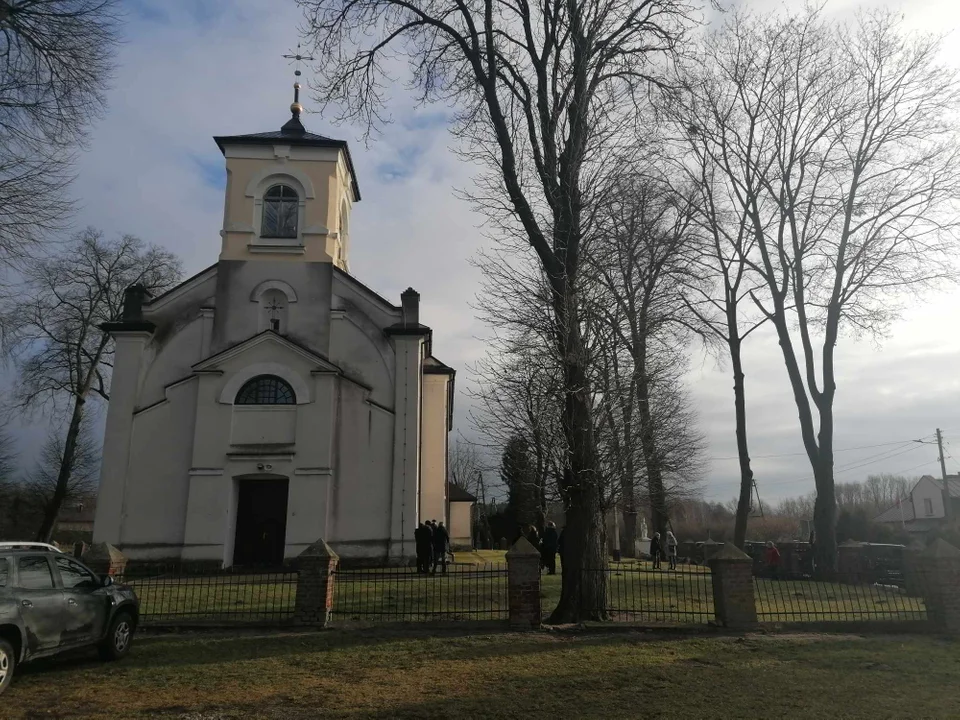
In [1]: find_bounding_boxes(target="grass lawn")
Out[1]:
[7,628,959,718]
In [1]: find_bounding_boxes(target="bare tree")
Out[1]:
[667,129,767,549]
[0,1,120,270]
[299,0,695,621]
[22,419,100,536]
[448,439,483,497]
[587,168,705,549]
[682,8,960,571]
[0,228,181,541]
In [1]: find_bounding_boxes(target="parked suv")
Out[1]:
[0,543,139,695]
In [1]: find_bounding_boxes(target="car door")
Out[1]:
[54,556,109,646]
[14,555,65,655]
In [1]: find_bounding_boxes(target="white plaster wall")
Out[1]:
[331,381,394,552]
[285,475,331,557]
[138,316,206,409]
[420,374,448,525]
[912,477,945,519]
[449,502,473,548]
[231,406,297,445]
[329,310,395,408]
[182,475,235,563]
[211,260,333,356]
[118,379,198,556]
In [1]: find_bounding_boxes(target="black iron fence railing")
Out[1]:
[331,563,509,622]
[753,572,927,623]
[117,564,297,625]
[578,564,715,624]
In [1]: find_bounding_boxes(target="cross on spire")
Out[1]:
[281,44,314,132]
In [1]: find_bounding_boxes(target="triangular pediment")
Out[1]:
[193,330,342,374]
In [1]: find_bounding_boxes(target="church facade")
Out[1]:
[92,99,454,567]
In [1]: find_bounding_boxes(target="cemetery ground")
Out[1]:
[6,627,960,718]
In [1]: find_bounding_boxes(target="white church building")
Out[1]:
[92,91,456,567]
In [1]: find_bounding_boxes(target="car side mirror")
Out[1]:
[100,574,114,587]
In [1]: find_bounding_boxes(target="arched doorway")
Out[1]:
[233,476,289,567]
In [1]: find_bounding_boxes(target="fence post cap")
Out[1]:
[924,538,960,559]
[709,543,751,562]
[702,538,720,546]
[82,542,126,563]
[298,538,339,561]
[506,537,539,557]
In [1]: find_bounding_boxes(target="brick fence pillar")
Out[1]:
[917,539,960,635]
[82,542,127,577]
[708,543,757,630]
[294,539,339,627]
[506,537,541,629]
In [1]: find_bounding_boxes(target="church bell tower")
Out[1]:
[213,65,360,271]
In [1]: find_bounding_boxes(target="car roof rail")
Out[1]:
[0,541,64,553]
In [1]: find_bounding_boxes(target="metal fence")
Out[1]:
[331,564,509,623]
[754,572,926,623]
[577,564,715,624]
[118,564,298,625]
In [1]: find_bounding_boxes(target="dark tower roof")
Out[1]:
[213,104,361,201]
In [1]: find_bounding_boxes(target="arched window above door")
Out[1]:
[235,375,296,405]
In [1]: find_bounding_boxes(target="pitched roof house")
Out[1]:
[874,475,960,534]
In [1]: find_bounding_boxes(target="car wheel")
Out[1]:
[0,638,15,695]
[98,612,134,661]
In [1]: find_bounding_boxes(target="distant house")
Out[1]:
[55,499,97,542]
[874,475,960,534]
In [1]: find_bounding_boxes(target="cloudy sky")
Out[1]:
[4,0,959,504]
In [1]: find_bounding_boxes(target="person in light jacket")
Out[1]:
[666,531,679,570]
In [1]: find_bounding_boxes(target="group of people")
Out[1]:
[520,521,561,574]
[648,531,679,570]
[414,520,450,574]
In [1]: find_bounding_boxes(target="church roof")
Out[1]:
[213,117,362,201]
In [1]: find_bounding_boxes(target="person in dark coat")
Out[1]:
[524,524,540,550]
[432,521,450,574]
[649,531,662,570]
[414,523,428,573]
[541,521,559,575]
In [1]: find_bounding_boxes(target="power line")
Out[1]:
[708,436,934,461]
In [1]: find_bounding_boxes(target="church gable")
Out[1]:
[195,330,340,389]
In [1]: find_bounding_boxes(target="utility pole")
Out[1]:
[936,428,951,523]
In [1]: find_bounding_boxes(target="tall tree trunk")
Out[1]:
[36,396,86,542]
[549,300,608,623]
[730,336,754,549]
[812,400,837,574]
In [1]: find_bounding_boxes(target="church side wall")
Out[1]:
[420,374,449,526]
[329,381,395,560]
[118,379,199,559]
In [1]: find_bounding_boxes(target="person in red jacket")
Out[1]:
[764,541,782,578]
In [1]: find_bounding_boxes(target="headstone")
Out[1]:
[499,536,509,551]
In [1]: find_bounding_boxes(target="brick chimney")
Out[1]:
[401,287,420,327]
